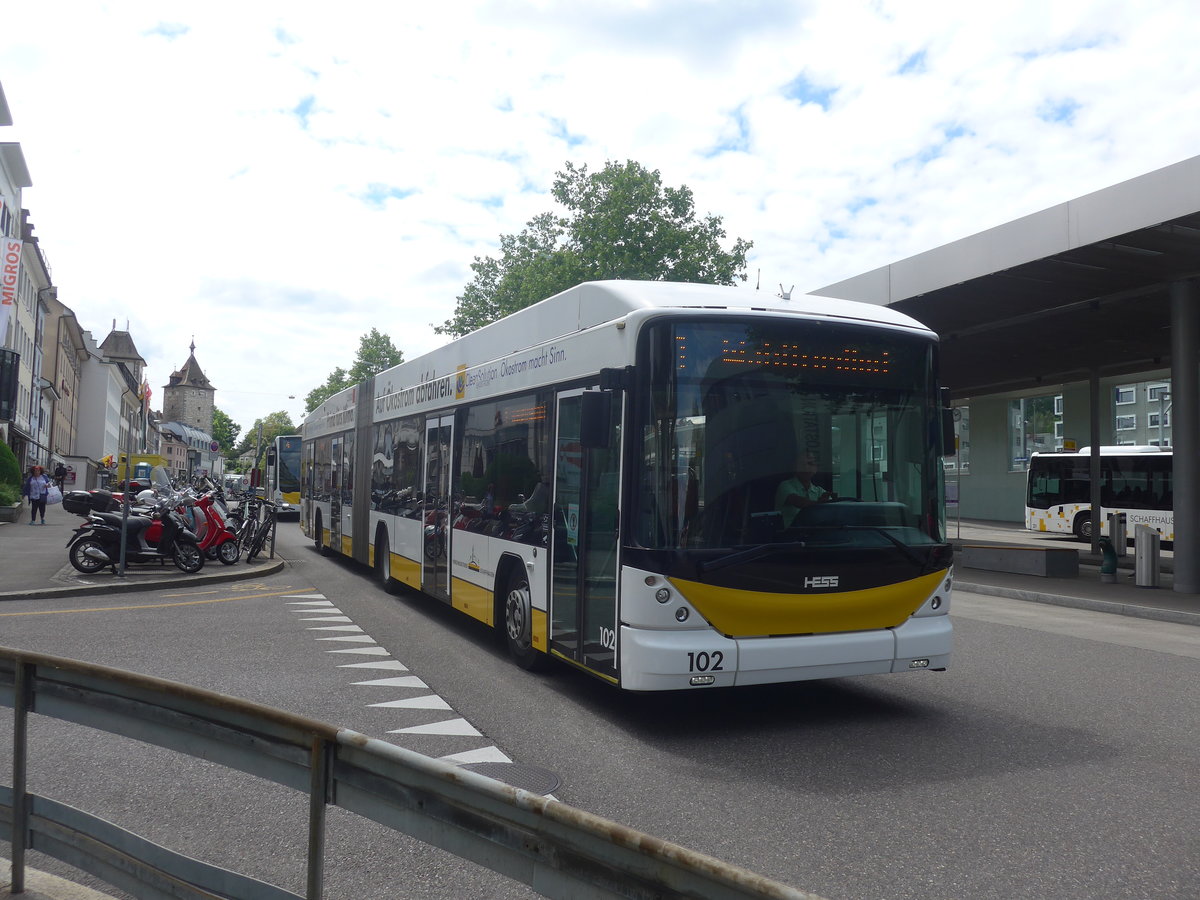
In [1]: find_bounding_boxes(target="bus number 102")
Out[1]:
[687,651,724,673]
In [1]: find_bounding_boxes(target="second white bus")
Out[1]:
[1026,447,1174,541]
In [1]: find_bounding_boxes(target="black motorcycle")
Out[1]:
[66,494,205,575]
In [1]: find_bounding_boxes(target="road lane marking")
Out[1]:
[0,587,316,617]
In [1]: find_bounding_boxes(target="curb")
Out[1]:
[957,579,1200,628]
[0,557,286,603]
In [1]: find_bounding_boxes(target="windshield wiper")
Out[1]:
[836,525,927,569]
[699,541,809,575]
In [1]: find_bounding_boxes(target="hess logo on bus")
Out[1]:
[804,575,839,589]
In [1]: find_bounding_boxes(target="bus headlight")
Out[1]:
[675,607,689,622]
[655,588,671,603]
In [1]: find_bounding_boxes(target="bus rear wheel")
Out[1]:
[1073,512,1094,541]
[314,513,328,556]
[375,535,397,593]
[502,571,548,671]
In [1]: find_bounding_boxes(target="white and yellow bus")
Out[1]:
[267,434,302,516]
[301,281,955,691]
[1026,447,1174,541]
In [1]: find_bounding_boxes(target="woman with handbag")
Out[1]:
[22,465,52,525]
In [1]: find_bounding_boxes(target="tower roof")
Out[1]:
[164,340,215,392]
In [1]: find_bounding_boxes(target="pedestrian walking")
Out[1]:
[53,461,67,490]
[22,465,52,525]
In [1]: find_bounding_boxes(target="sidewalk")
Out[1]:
[0,499,283,602]
[950,518,1200,628]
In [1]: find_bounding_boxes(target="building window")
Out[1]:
[1147,383,1170,401]
[1053,395,1063,416]
[1009,394,1058,471]
[1115,414,1136,431]
[1114,386,1135,405]
[1148,412,1170,428]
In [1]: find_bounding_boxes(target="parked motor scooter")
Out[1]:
[65,469,204,575]
[192,490,240,564]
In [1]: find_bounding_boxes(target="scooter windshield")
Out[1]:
[150,466,173,494]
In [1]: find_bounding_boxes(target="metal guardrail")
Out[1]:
[0,647,823,900]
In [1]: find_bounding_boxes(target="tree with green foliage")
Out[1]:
[0,440,22,506]
[0,440,21,489]
[436,159,753,337]
[304,328,404,413]
[212,408,240,455]
[234,411,299,467]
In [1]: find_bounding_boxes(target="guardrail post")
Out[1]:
[11,662,31,894]
[306,736,330,900]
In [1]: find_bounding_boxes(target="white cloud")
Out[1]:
[4,0,1200,430]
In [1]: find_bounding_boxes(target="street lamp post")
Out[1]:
[1160,392,1172,447]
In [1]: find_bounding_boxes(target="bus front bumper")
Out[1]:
[618,615,952,692]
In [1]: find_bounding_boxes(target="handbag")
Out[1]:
[46,484,63,505]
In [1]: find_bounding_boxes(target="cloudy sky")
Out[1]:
[4,1,1199,433]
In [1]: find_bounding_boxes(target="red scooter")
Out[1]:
[192,491,240,564]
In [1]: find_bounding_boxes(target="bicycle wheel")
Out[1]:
[246,516,273,561]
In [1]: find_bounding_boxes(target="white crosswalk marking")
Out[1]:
[353,676,428,688]
[337,660,409,671]
[441,747,512,764]
[325,646,391,655]
[372,695,452,710]
[390,718,482,737]
[289,592,510,771]
[315,635,376,642]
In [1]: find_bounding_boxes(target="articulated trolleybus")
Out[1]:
[301,281,955,691]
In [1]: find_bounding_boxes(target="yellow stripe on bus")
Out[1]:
[532,607,547,653]
[668,568,949,637]
[451,577,493,626]
[390,552,421,589]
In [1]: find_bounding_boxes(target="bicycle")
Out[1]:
[244,498,278,562]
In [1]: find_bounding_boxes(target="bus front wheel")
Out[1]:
[502,571,548,671]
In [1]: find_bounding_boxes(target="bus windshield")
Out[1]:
[632,318,945,552]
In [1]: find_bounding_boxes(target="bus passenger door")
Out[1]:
[329,434,345,551]
[552,389,621,680]
[422,415,454,600]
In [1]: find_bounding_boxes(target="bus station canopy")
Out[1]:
[816,154,1200,397]
[816,153,1200,595]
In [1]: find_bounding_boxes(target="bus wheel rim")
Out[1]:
[506,583,531,648]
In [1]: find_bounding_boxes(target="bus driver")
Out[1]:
[776,452,830,528]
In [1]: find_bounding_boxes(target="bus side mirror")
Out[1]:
[942,408,957,458]
[580,392,612,449]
